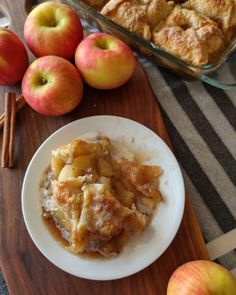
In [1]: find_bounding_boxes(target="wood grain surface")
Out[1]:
[0,0,209,294]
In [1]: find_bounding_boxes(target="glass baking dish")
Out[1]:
[61,0,236,89]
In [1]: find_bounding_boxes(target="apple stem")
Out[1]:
[42,78,47,85]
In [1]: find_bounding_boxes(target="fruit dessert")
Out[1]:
[152,5,225,66]
[40,135,163,257]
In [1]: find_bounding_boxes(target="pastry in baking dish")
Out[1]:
[182,0,236,40]
[101,0,174,40]
[101,0,152,40]
[41,135,163,257]
[82,0,235,66]
[142,0,174,29]
[152,6,225,66]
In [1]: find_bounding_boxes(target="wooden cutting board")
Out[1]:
[0,1,209,294]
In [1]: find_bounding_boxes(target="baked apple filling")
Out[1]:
[40,135,162,257]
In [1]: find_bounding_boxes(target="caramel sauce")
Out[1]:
[43,214,69,248]
[80,250,104,259]
[42,213,104,259]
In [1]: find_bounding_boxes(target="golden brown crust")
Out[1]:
[100,0,126,14]
[182,0,236,39]
[100,0,174,39]
[152,6,225,66]
[101,0,152,40]
[52,179,84,206]
[143,0,174,29]
[154,26,208,66]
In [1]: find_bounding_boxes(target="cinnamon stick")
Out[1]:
[1,93,16,168]
[8,94,16,167]
[0,95,25,130]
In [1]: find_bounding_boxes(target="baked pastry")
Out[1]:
[142,0,174,29]
[182,0,236,40]
[152,6,225,66]
[100,0,174,40]
[41,135,163,257]
[101,0,152,40]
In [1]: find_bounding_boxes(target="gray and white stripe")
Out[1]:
[142,60,236,272]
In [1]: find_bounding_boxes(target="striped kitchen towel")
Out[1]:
[141,58,236,273]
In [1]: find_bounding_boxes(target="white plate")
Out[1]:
[22,115,185,280]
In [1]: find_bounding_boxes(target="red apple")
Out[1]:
[24,1,83,60]
[75,33,136,89]
[0,28,28,86]
[22,56,83,116]
[167,260,236,295]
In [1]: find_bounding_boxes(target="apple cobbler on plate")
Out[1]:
[40,135,163,257]
[22,116,185,279]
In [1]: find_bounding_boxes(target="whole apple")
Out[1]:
[24,1,83,60]
[0,28,28,86]
[167,260,236,295]
[75,33,136,89]
[22,56,83,116]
